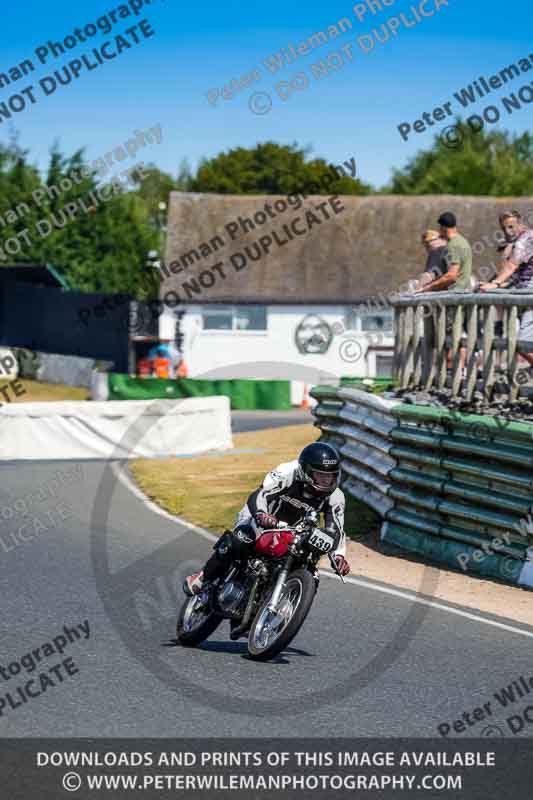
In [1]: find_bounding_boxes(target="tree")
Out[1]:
[0,140,159,299]
[189,142,371,195]
[130,164,178,214]
[0,133,44,254]
[389,121,533,196]
[0,139,374,300]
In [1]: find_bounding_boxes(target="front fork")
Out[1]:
[266,556,293,613]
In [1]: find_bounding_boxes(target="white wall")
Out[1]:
[160,304,394,383]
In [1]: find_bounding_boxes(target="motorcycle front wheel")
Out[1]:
[176,593,221,647]
[247,568,317,662]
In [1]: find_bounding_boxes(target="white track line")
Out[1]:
[320,571,533,640]
[112,462,218,545]
[114,463,533,641]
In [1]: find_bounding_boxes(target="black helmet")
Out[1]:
[298,442,341,495]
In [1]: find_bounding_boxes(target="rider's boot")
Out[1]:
[183,530,237,597]
[183,529,255,597]
[183,571,205,596]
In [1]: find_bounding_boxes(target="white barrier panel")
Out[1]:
[0,397,233,461]
[90,371,110,401]
[36,353,97,388]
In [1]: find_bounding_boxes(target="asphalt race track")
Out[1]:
[232,410,312,433]
[2,453,533,740]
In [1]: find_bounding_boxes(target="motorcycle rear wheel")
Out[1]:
[176,593,221,646]
[247,569,317,662]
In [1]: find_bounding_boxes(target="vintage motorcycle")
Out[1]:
[176,510,345,661]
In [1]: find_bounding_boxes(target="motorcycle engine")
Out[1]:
[217,581,247,617]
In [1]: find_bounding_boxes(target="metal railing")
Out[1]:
[390,291,533,402]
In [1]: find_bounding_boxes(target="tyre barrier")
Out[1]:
[311,386,533,589]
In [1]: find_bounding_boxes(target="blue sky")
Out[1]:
[2,0,532,188]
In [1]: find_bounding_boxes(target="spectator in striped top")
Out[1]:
[480,210,533,367]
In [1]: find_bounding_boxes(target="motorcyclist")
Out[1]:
[184,442,351,596]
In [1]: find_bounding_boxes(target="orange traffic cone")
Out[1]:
[177,359,188,378]
[300,384,310,410]
[154,356,170,379]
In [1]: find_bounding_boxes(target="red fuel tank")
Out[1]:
[255,530,294,558]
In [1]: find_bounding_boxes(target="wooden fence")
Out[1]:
[390,290,533,402]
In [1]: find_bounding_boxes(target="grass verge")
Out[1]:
[130,423,380,538]
[0,379,89,403]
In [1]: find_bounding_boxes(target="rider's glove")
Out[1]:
[255,512,278,529]
[334,554,350,576]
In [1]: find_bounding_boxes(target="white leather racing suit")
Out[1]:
[235,460,346,557]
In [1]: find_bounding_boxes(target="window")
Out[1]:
[202,306,233,330]
[361,311,393,333]
[344,306,394,333]
[202,305,267,331]
[376,355,393,378]
[235,306,267,331]
[344,307,358,331]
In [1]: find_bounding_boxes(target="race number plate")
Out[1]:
[308,529,334,553]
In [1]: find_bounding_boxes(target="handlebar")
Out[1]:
[259,511,321,533]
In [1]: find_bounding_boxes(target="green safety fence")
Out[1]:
[340,377,396,394]
[108,373,292,411]
[310,386,533,587]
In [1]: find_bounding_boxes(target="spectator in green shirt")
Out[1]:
[414,212,473,373]
[415,212,472,293]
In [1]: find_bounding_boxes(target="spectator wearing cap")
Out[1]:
[411,230,449,372]
[419,229,448,287]
[480,211,533,368]
[415,212,472,294]
[415,213,472,373]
